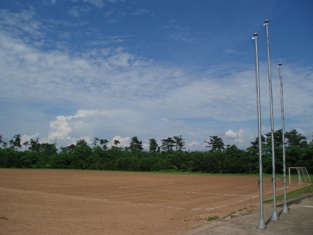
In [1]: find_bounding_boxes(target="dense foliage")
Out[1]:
[0,130,312,174]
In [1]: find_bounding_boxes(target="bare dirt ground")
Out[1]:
[0,169,302,235]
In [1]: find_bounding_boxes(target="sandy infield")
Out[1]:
[0,169,300,234]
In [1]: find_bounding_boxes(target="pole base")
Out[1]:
[282,204,288,214]
[258,218,266,230]
[271,211,279,221]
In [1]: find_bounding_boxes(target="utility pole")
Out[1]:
[264,19,278,221]
[252,32,266,230]
[278,62,288,214]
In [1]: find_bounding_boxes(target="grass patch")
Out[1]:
[207,216,218,221]
[0,216,8,220]
[265,182,313,204]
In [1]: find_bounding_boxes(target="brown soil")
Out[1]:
[0,169,300,235]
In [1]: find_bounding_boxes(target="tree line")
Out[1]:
[0,129,312,174]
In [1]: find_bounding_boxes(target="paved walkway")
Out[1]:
[182,195,313,235]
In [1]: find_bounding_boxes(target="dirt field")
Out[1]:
[0,169,302,235]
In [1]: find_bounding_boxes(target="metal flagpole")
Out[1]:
[264,19,278,221]
[252,32,266,230]
[278,62,288,214]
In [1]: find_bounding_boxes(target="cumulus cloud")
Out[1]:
[49,116,73,140]
[21,133,40,145]
[47,109,147,146]
[111,136,130,147]
[186,141,201,150]
[0,6,312,150]
[225,129,245,146]
[44,108,209,149]
[225,129,238,138]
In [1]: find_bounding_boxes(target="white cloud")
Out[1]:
[83,0,123,9]
[131,9,153,16]
[225,129,237,138]
[1,27,312,148]
[186,141,201,150]
[225,129,245,146]
[21,133,40,145]
[111,136,130,147]
[46,109,147,146]
[43,0,57,4]
[68,6,91,17]
[0,7,312,150]
[107,47,135,67]
[83,0,106,8]
[49,116,73,140]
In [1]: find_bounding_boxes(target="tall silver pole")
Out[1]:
[252,32,266,230]
[264,19,278,221]
[278,62,288,214]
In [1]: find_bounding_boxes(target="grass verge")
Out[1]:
[265,182,313,204]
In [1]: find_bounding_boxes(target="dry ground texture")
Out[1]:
[0,169,303,235]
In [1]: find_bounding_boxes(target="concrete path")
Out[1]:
[182,196,313,235]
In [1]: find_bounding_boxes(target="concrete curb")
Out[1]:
[181,193,313,235]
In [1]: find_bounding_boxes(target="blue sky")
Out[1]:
[0,0,312,150]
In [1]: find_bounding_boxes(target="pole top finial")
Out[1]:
[264,19,269,23]
[278,62,283,66]
[252,32,258,39]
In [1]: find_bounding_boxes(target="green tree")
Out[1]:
[173,135,185,151]
[224,145,250,173]
[205,136,225,152]
[31,142,58,168]
[113,139,120,147]
[48,152,72,169]
[148,138,159,152]
[22,141,29,151]
[10,134,22,150]
[285,129,307,147]
[0,134,3,147]
[161,137,175,152]
[129,136,143,151]
[247,135,266,157]
[297,144,313,172]
[92,137,99,148]
[100,138,109,150]
[89,146,106,170]
[71,139,92,169]
[40,143,57,155]
[0,134,8,148]
[61,144,76,154]
[19,151,39,168]
[29,138,41,152]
